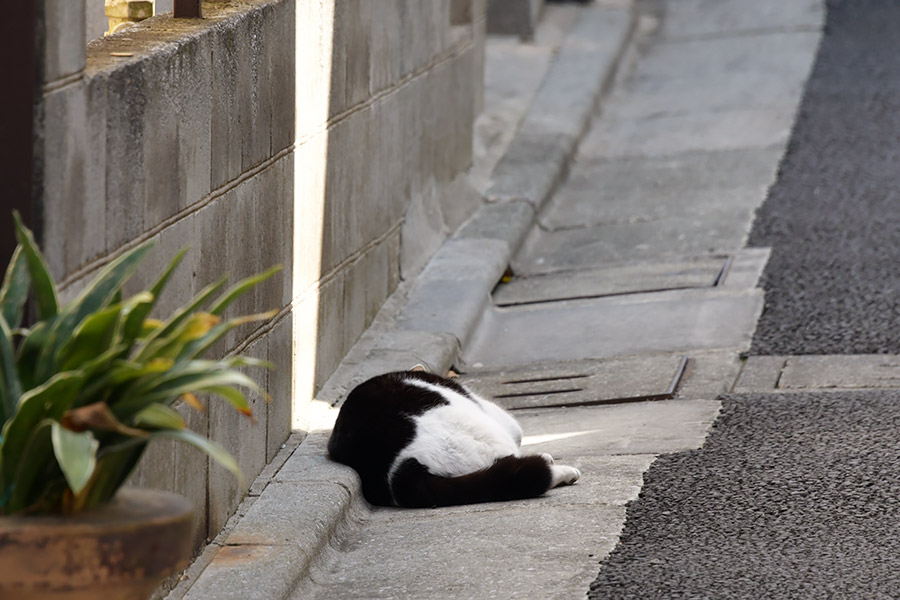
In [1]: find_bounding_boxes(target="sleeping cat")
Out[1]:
[327,369,581,508]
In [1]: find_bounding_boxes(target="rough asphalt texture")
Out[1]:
[589,392,900,599]
[590,2,900,597]
[747,0,900,355]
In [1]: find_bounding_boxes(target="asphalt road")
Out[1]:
[589,1,900,597]
[589,392,900,599]
[748,0,900,356]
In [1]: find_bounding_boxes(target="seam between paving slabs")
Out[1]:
[166,4,638,599]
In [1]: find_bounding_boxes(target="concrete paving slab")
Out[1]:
[463,288,763,368]
[486,2,635,207]
[494,256,724,304]
[674,350,743,399]
[606,32,820,120]
[660,0,824,40]
[515,399,721,456]
[458,354,685,409]
[515,210,756,271]
[732,355,900,393]
[470,40,555,195]
[780,355,900,390]
[579,107,794,160]
[732,355,787,393]
[540,149,782,231]
[299,503,626,600]
[718,247,771,290]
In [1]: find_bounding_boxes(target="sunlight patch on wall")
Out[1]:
[291,0,335,430]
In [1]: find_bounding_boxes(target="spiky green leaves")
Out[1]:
[0,214,279,514]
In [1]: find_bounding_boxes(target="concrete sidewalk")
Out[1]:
[165,1,823,598]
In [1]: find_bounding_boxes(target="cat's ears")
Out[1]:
[410,364,428,372]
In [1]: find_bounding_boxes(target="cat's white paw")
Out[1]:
[541,452,555,465]
[550,465,581,488]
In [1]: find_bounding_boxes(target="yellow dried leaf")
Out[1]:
[181,392,205,413]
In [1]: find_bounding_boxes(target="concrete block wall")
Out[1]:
[34,0,484,550]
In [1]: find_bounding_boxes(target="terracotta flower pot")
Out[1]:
[0,488,194,600]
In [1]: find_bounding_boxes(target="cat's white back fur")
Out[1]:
[389,378,580,491]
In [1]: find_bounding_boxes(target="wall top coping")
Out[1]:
[85,0,285,78]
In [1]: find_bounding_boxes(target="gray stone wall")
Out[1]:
[34,0,484,549]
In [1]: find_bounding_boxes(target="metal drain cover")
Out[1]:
[458,354,688,410]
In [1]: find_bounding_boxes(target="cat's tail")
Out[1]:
[389,454,580,508]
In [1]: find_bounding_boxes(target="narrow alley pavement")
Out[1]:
[169,0,900,598]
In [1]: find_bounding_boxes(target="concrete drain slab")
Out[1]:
[461,288,763,369]
[458,355,687,410]
[513,211,756,271]
[734,355,900,393]
[493,256,727,306]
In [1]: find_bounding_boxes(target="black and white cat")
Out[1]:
[328,369,581,508]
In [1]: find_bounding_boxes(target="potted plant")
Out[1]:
[0,213,279,599]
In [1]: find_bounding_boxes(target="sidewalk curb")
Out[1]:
[486,2,636,209]
[397,0,637,357]
[168,4,637,599]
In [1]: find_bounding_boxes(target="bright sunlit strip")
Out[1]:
[521,430,603,446]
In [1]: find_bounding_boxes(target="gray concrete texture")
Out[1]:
[165,0,830,595]
[486,0,543,38]
[735,355,900,393]
[462,288,763,368]
[37,0,486,572]
[494,256,725,304]
[486,2,634,207]
[293,396,719,600]
[171,5,643,597]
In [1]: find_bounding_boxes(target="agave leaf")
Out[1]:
[12,212,58,321]
[141,312,222,361]
[134,276,228,362]
[133,404,186,430]
[0,315,22,422]
[116,359,223,400]
[209,265,282,316]
[74,441,146,511]
[74,343,130,394]
[51,422,98,495]
[175,310,278,363]
[115,291,154,346]
[0,372,85,490]
[180,392,205,412]
[207,386,255,420]
[15,319,52,390]
[122,248,188,343]
[139,318,163,336]
[222,356,275,370]
[61,401,148,438]
[114,369,262,420]
[77,358,173,404]
[33,244,153,386]
[151,428,243,484]
[0,245,30,330]
[57,304,123,371]
[5,420,55,513]
[68,244,154,325]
